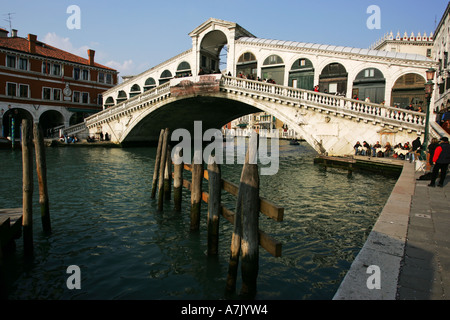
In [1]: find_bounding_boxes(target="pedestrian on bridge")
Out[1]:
[428,137,450,188]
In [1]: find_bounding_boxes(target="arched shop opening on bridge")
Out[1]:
[289,58,314,90]
[176,61,192,77]
[261,55,285,85]
[236,52,257,79]
[352,68,386,103]
[319,63,348,95]
[129,84,141,98]
[200,30,228,74]
[1,107,33,139]
[117,90,127,104]
[104,96,115,108]
[159,70,172,85]
[144,78,157,92]
[391,73,426,110]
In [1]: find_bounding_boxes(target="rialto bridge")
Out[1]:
[67,18,443,156]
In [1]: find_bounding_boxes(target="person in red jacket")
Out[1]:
[428,137,450,187]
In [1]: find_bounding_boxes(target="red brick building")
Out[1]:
[0,28,118,138]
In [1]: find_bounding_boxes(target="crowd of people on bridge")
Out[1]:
[236,72,276,84]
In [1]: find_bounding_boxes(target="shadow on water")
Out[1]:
[0,140,397,300]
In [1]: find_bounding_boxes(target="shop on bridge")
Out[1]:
[390,73,426,110]
[319,63,348,96]
[288,58,314,91]
[352,68,386,103]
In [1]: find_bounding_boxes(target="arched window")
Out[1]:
[237,52,257,79]
[104,96,115,108]
[352,68,385,103]
[289,58,314,90]
[144,77,156,92]
[117,90,127,103]
[129,84,141,98]
[159,70,172,85]
[263,55,283,66]
[176,62,192,77]
[319,63,348,95]
[391,73,425,110]
[261,55,285,85]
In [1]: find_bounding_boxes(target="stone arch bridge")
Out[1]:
[65,18,442,156]
[66,74,436,156]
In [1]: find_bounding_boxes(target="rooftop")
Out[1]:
[237,36,433,63]
[0,34,116,71]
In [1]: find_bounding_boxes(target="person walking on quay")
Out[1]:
[428,137,450,188]
[411,137,422,162]
[428,138,439,166]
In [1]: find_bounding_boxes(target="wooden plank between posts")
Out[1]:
[179,174,282,258]
[183,164,284,222]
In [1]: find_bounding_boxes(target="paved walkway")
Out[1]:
[333,160,450,300]
[397,168,450,299]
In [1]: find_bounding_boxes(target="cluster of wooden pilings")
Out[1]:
[21,119,52,256]
[150,128,284,299]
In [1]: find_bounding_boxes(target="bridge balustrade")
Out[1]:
[221,75,426,129]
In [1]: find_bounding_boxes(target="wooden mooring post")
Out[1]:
[207,157,221,256]
[173,147,183,212]
[190,149,203,231]
[164,146,172,201]
[33,123,51,234]
[152,132,284,299]
[21,119,33,255]
[157,128,169,211]
[151,129,165,199]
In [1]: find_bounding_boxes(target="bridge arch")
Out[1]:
[199,30,228,74]
[116,91,325,153]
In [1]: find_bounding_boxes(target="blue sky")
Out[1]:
[1,0,448,79]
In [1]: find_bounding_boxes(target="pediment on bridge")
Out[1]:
[188,18,256,40]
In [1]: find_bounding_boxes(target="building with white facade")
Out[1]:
[433,1,450,134]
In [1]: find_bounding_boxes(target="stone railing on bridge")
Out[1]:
[220,76,426,133]
[84,81,171,128]
[79,75,426,135]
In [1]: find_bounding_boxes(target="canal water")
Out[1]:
[0,140,397,300]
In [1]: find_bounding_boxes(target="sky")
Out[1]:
[1,0,448,80]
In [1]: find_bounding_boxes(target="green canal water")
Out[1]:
[0,140,397,300]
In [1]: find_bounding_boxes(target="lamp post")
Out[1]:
[420,67,436,161]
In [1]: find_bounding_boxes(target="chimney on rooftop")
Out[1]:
[28,34,37,54]
[88,49,95,66]
[0,28,8,38]
[11,29,17,37]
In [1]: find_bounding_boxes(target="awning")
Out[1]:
[68,108,100,114]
